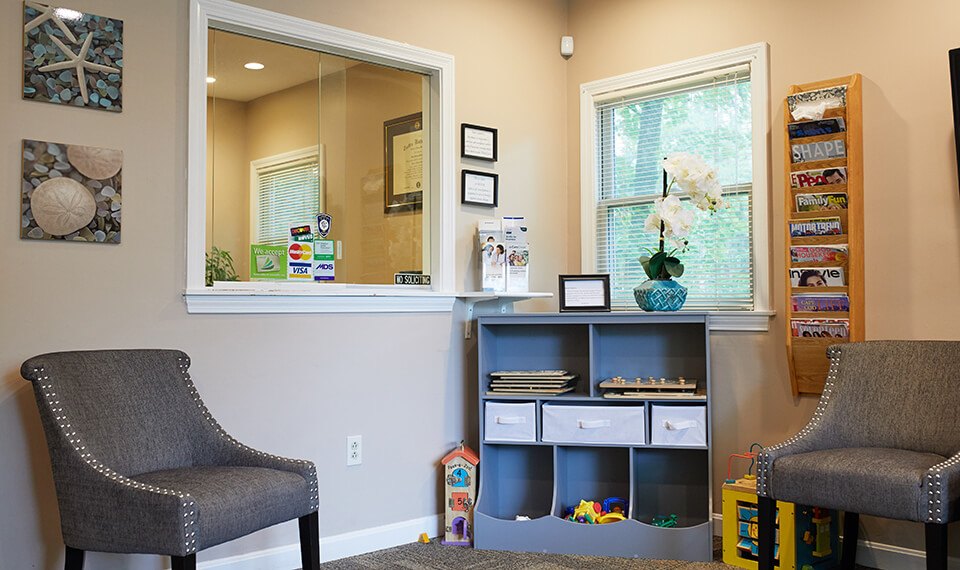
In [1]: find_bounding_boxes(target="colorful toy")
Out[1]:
[651,514,678,527]
[564,497,627,524]
[722,446,839,569]
[441,442,479,546]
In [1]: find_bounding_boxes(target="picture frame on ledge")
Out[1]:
[461,169,498,207]
[461,123,497,162]
[558,274,611,312]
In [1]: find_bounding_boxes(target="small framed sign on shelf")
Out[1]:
[461,123,498,161]
[558,274,611,312]
[461,169,499,207]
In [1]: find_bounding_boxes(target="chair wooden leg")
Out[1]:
[299,511,320,570]
[841,511,859,569]
[926,522,948,570]
[171,554,197,570]
[757,495,776,570]
[64,546,84,570]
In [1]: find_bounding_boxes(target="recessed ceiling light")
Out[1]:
[206,76,217,84]
[244,62,265,70]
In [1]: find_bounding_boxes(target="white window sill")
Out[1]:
[184,283,552,314]
[706,310,775,332]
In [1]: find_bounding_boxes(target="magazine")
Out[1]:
[788,118,846,139]
[790,245,848,263]
[790,167,847,188]
[791,294,850,312]
[790,318,850,338]
[789,266,845,287]
[796,192,848,212]
[789,217,842,237]
[791,139,847,164]
[478,220,505,292]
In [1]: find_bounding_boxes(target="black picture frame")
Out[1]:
[461,123,498,162]
[384,112,423,213]
[461,169,499,207]
[558,274,611,312]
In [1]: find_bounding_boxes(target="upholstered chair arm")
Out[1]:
[921,451,960,523]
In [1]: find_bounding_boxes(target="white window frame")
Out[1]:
[249,146,321,247]
[579,43,774,331]
[186,0,456,313]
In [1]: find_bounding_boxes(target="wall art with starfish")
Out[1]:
[22,1,123,112]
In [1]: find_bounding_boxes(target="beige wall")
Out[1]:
[4,0,958,567]
[567,0,960,549]
[206,97,250,278]
[0,1,567,568]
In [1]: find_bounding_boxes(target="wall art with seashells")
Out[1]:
[21,139,122,243]
[23,1,123,111]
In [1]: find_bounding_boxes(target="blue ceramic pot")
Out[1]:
[633,278,688,312]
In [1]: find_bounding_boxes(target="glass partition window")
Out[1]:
[205,29,430,286]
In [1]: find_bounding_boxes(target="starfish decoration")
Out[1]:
[24,1,78,44]
[39,33,120,104]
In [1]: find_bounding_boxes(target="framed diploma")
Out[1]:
[461,123,498,162]
[461,169,499,207]
[558,274,611,312]
[384,113,423,213]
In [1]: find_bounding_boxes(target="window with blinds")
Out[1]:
[593,65,753,310]
[254,155,320,247]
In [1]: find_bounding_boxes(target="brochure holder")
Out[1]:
[784,74,864,396]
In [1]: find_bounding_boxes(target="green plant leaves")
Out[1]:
[639,251,684,279]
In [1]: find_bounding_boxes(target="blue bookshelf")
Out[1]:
[474,312,712,560]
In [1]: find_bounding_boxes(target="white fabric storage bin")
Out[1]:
[541,404,645,445]
[484,402,537,442]
[650,405,707,446]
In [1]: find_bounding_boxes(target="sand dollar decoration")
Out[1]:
[30,177,96,236]
[67,145,123,180]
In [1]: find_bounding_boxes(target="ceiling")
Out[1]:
[206,29,354,102]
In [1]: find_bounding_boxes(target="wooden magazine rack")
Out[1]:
[784,74,864,396]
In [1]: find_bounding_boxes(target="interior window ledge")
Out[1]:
[184,286,553,314]
[706,310,775,332]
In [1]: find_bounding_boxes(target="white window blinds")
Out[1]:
[594,65,753,310]
[255,156,319,247]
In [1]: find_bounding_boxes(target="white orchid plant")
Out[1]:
[639,152,727,280]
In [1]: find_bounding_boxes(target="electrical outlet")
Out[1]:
[346,435,362,466]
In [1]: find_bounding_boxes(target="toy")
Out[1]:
[441,442,479,546]
[651,514,678,527]
[418,533,431,544]
[722,446,839,569]
[564,497,627,524]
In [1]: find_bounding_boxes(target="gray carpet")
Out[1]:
[320,537,876,569]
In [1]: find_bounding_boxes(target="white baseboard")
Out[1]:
[320,513,442,562]
[197,514,442,569]
[712,512,958,570]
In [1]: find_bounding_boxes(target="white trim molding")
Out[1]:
[192,514,441,568]
[579,42,772,321]
[187,0,456,311]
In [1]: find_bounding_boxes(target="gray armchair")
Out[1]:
[21,349,320,570]
[756,341,960,570]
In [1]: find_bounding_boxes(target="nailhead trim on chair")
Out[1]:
[33,366,200,555]
[756,345,841,497]
[175,357,320,512]
[926,453,960,523]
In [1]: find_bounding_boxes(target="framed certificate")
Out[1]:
[558,274,611,312]
[461,169,499,207]
[461,123,498,162]
[384,113,423,213]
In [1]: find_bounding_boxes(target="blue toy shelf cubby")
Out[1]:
[474,312,712,560]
